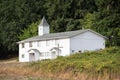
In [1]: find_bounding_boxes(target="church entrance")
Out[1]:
[28,49,41,62]
[50,47,62,58]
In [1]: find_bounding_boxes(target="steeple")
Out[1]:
[38,16,50,36]
[39,16,49,27]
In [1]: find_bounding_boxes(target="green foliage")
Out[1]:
[80,13,96,29]
[29,47,120,74]
[19,21,40,40]
[0,0,46,59]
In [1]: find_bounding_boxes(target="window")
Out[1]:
[40,52,49,57]
[29,42,32,47]
[46,40,50,46]
[37,41,41,47]
[39,27,42,31]
[103,42,105,45]
[72,50,75,53]
[46,52,50,56]
[37,41,39,47]
[52,51,56,54]
[39,42,41,47]
[55,39,59,45]
[22,54,25,58]
[22,43,24,48]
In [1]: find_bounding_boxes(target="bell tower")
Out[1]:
[38,16,50,36]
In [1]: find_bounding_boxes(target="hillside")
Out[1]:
[0,47,120,80]
[29,47,120,80]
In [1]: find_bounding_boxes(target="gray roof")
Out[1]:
[38,16,49,27]
[17,29,107,44]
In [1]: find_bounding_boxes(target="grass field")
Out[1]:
[0,47,120,80]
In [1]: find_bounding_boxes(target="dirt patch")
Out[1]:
[0,74,27,80]
[0,58,17,63]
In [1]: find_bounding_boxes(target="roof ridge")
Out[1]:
[17,29,107,44]
[49,29,84,34]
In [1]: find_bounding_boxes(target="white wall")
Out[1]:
[55,38,70,56]
[19,38,70,62]
[19,43,30,62]
[70,31,105,53]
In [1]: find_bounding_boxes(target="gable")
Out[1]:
[70,30,107,40]
[70,30,106,41]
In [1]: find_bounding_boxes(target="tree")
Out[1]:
[0,0,46,59]
[19,21,40,40]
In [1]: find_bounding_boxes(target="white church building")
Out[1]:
[17,17,107,62]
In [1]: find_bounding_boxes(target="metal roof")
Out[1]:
[17,29,107,44]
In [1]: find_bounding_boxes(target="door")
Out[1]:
[51,51,57,58]
[29,53,35,62]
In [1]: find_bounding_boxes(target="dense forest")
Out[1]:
[0,0,120,59]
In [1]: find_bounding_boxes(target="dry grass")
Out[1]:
[0,62,120,80]
[0,62,66,80]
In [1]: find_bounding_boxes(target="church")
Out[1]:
[17,17,107,62]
